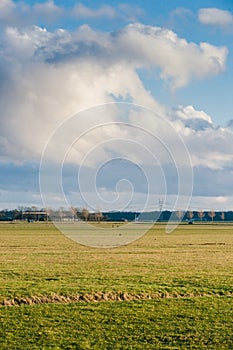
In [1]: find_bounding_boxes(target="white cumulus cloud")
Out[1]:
[171,106,233,169]
[0,23,231,174]
[115,23,227,89]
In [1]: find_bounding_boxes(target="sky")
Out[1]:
[0,0,233,212]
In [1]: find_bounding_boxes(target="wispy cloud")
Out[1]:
[198,8,233,28]
[0,0,63,26]
[72,4,117,19]
[72,3,144,21]
[0,1,143,26]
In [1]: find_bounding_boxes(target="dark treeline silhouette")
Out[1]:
[0,208,233,222]
[105,210,233,222]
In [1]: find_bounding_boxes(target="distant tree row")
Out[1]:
[0,207,104,222]
[0,207,232,222]
[107,210,233,223]
[176,210,224,223]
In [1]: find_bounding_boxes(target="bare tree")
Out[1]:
[187,210,194,221]
[176,210,183,221]
[95,211,103,223]
[70,207,77,222]
[220,212,225,221]
[81,208,89,222]
[208,210,216,223]
[197,210,205,222]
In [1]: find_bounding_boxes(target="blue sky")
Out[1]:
[0,0,233,211]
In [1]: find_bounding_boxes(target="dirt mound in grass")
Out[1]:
[1,292,149,306]
[1,291,233,306]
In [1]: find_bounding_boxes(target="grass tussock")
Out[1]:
[1,291,233,307]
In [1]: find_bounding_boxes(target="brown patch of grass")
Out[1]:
[1,291,233,307]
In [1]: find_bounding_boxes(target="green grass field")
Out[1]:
[0,222,233,349]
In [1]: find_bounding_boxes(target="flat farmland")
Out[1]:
[0,222,233,349]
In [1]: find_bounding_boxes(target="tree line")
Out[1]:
[0,207,233,222]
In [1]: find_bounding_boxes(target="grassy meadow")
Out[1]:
[0,222,233,349]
